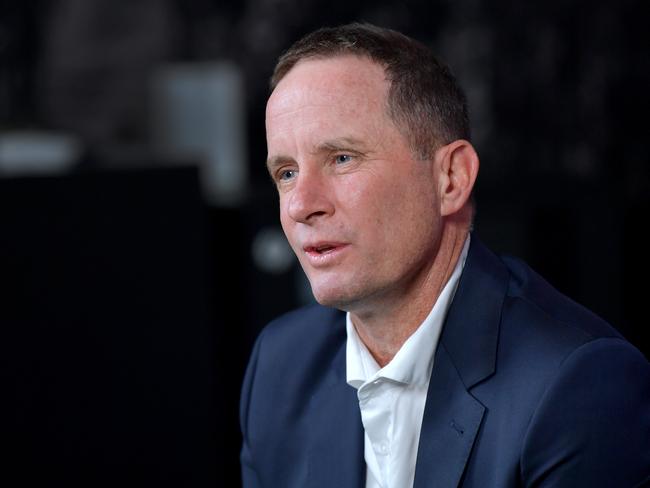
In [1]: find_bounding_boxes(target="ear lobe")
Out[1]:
[438,140,479,217]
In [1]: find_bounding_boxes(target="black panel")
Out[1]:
[0,167,222,486]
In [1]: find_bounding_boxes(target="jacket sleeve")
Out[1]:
[520,337,650,487]
[240,329,265,488]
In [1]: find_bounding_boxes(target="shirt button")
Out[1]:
[377,442,389,455]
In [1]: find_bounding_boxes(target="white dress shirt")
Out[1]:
[346,236,470,488]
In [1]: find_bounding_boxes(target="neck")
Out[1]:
[350,218,469,367]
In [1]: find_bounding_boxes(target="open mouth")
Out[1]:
[302,242,348,266]
[306,244,336,254]
[304,242,346,256]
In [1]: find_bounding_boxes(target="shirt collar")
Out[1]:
[346,235,470,389]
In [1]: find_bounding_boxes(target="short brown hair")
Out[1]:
[271,23,470,159]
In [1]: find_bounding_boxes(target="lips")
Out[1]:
[302,241,348,266]
[305,243,337,254]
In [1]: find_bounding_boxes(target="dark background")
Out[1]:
[1,0,648,486]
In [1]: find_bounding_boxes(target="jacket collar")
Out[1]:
[441,237,509,389]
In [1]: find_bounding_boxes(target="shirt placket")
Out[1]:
[358,379,395,488]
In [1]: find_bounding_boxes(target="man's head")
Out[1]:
[271,23,470,159]
[266,24,478,313]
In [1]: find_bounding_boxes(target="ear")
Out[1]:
[435,140,479,217]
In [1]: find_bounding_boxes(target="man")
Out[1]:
[240,23,650,488]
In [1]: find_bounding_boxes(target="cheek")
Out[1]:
[337,178,400,249]
[365,177,438,251]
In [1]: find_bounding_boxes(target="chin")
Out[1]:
[311,288,345,309]
[309,280,367,312]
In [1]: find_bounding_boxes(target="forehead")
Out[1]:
[266,55,390,127]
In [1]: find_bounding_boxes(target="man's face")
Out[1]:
[265,55,444,312]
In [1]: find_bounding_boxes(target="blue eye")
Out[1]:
[335,154,352,164]
[279,169,297,181]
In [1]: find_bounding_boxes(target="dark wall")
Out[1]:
[0,168,225,485]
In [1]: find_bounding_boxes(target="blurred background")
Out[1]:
[1,0,648,486]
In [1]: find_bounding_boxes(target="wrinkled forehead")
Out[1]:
[266,55,390,122]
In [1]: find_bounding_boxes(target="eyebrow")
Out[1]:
[314,137,368,154]
[266,155,293,177]
[265,137,370,175]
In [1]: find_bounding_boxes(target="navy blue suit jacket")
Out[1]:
[240,238,650,487]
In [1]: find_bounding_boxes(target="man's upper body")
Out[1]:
[241,23,650,487]
[241,236,650,487]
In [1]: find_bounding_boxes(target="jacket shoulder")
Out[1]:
[240,305,348,487]
[254,305,346,366]
[501,253,625,348]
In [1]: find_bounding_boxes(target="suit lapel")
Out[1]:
[415,238,509,488]
[414,343,486,488]
[308,325,365,488]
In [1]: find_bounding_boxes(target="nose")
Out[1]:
[286,169,334,224]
